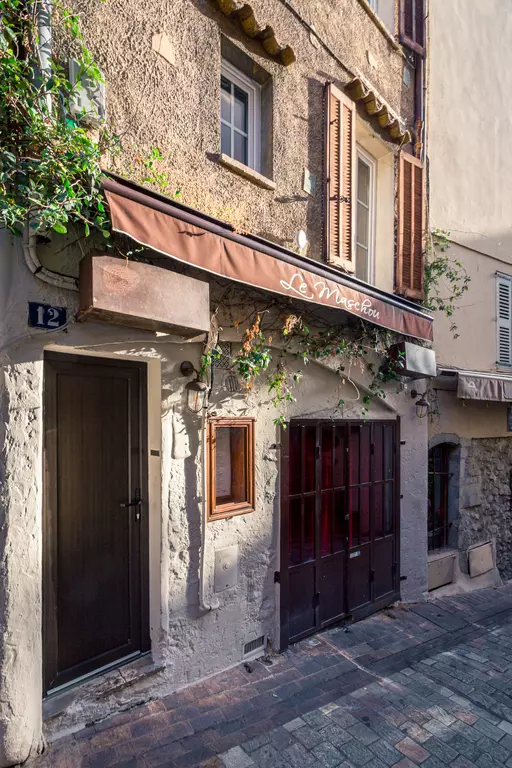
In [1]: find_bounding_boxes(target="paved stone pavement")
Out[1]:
[32,584,512,768]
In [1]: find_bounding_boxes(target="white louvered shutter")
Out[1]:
[497,276,512,366]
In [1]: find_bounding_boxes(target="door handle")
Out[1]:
[120,487,142,508]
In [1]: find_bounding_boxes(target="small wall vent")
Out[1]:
[214,341,233,369]
[243,635,266,660]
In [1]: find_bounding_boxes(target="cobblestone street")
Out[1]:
[33,585,512,768]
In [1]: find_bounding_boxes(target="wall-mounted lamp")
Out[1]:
[180,360,208,413]
[410,388,429,419]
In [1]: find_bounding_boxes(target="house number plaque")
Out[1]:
[28,302,67,330]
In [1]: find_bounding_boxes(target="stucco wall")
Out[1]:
[0,238,428,763]
[428,0,512,373]
[430,243,510,375]
[430,390,511,440]
[53,0,412,277]
[429,0,512,257]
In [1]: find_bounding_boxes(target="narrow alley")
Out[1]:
[34,585,512,768]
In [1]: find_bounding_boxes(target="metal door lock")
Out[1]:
[120,488,142,521]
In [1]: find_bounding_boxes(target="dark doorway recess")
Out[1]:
[428,443,452,551]
[280,419,400,649]
[43,352,150,695]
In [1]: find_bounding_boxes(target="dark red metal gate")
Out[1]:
[279,419,400,649]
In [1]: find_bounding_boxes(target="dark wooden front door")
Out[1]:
[43,353,149,695]
[280,420,400,649]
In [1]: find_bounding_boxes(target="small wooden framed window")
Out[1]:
[208,418,255,521]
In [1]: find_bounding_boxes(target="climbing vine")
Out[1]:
[0,0,118,237]
[202,286,407,426]
[423,228,471,338]
[0,0,175,241]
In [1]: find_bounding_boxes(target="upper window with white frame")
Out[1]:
[221,60,261,172]
[355,148,376,284]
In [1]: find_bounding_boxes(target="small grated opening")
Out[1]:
[214,341,233,369]
[243,635,266,658]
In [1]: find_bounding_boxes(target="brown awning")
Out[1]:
[457,372,512,401]
[103,175,433,342]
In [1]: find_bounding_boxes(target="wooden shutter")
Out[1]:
[324,83,356,272]
[397,152,425,300]
[400,0,425,56]
[497,276,512,367]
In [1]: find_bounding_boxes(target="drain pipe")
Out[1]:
[23,228,78,291]
[198,397,219,613]
[22,1,79,291]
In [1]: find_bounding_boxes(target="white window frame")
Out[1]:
[220,59,261,172]
[496,273,512,368]
[367,0,378,12]
[355,146,377,285]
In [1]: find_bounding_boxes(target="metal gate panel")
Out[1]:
[280,419,400,649]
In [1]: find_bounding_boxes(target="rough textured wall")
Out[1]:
[0,236,45,767]
[460,437,512,580]
[55,0,412,264]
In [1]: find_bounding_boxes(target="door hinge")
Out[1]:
[274,571,280,584]
[313,592,320,608]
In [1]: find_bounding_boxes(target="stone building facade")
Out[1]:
[0,1,434,765]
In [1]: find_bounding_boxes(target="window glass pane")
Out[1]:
[221,77,232,123]
[374,424,384,481]
[304,426,316,493]
[289,426,302,495]
[384,426,394,480]
[360,486,370,543]
[384,482,393,535]
[350,427,359,485]
[233,131,248,165]
[358,158,370,206]
[356,245,369,282]
[374,483,383,538]
[350,488,360,546]
[321,492,332,556]
[333,490,345,552]
[360,425,371,484]
[221,123,231,156]
[357,202,369,247]
[303,495,315,562]
[233,86,248,132]
[321,427,333,490]
[334,427,345,487]
[215,426,246,505]
[289,498,302,566]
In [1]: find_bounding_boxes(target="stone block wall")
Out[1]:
[460,437,512,580]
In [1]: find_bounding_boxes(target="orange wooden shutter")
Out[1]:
[325,83,356,272]
[397,152,425,300]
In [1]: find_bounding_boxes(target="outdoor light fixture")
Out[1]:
[411,388,429,419]
[186,379,208,413]
[180,360,208,413]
